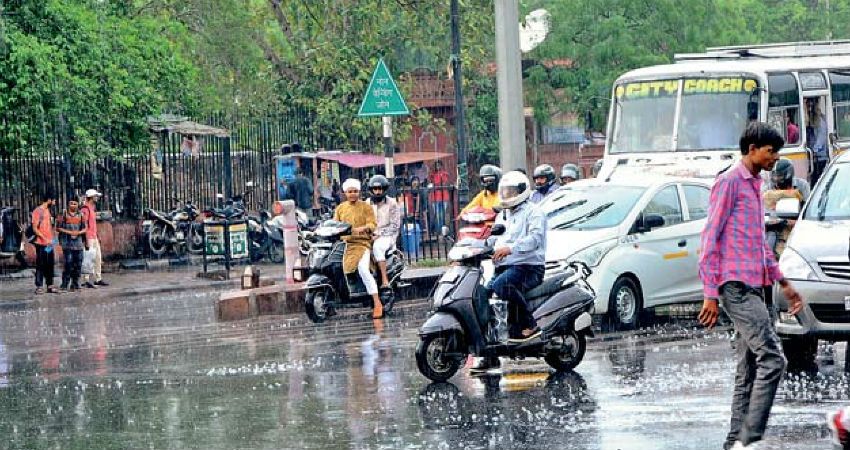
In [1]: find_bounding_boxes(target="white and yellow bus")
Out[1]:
[601,40,850,182]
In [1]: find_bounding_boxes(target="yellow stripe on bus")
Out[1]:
[663,251,689,260]
[782,153,808,160]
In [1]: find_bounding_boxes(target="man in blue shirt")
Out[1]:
[492,170,547,342]
[530,164,559,204]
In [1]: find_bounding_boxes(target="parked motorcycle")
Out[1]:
[415,225,596,382]
[143,202,204,257]
[246,208,286,263]
[303,220,408,323]
[0,206,26,266]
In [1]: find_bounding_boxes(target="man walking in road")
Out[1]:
[697,122,804,450]
[81,189,108,288]
[292,169,314,218]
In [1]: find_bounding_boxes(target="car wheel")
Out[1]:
[607,276,642,331]
[782,336,817,372]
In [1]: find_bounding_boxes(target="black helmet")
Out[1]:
[368,175,390,202]
[771,158,794,189]
[479,164,502,193]
[533,164,556,191]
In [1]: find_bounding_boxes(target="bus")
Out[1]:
[601,40,850,184]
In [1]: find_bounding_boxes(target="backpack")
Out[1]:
[25,208,44,243]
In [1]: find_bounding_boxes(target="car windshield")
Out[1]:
[542,185,645,230]
[804,162,850,221]
[609,76,759,154]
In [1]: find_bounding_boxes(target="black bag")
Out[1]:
[24,223,36,243]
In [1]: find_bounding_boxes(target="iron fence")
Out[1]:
[0,111,459,263]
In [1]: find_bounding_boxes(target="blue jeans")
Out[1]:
[490,265,545,336]
[61,249,83,288]
[430,201,447,234]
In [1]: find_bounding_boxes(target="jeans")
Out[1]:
[720,281,787,448]
[34,244,55,288]
[61,249,83,288]
[811,157,828,186]
[490,265,545,336]
[430,201,447,234]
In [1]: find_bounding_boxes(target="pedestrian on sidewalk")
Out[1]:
[697,122,804,450]
[31,190,57,294]
[81,189,108,288]
[56,198,87,292]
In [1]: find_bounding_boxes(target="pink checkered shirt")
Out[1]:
[698,162,783,299]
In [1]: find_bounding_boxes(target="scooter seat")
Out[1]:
[525,271,572,302]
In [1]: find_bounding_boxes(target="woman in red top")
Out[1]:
[428,161,450,234]
[31,190,57,294]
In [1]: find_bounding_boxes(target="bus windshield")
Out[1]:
[609,77,760,154]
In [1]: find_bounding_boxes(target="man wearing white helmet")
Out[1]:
[492,171,546,342]
[560,163,580,185]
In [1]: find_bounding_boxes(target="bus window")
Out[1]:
[829,71,850,142]
[768,73,801,146]
[677,77,759,151]
[609,79,678,154]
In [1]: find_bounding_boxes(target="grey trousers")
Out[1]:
[720,281,787,448]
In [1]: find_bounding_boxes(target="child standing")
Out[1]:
[56,199,87,292]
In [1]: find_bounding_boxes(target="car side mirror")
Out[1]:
[774,197,800,220]
[632,213,664,233]
[491,224,506,236]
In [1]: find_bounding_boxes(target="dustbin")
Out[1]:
[401,222,421,254]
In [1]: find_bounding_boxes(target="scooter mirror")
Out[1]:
[491,224,506,236]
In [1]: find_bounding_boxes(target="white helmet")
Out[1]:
[498,171,532,209]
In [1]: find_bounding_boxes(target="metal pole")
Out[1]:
[494,0,527,172]
[450,0,470,204]
[223,136,233,200]
[383,116,395,179]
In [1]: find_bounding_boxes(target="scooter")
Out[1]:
[143,202,204,257]
[304,220,408,323]
[457,206,497,240]
[246,208,286,263]
[415,225,596,382]
[0,207,26,266]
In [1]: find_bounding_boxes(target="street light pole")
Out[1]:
[494,0,527,173]
[450,0,469,204]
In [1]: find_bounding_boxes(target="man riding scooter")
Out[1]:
[472,170,547,373]
[560,163,580,185]
[333,178,383,319]
[367,175,400,309]
[460,165,502,214]
[531,164,559,203]
[762,158,804,258]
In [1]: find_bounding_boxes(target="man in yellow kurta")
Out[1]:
[334,178,382,318]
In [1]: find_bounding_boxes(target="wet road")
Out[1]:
[0,291,843,450]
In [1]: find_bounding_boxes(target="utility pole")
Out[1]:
[494,0,527,172]
[450,0,469,204]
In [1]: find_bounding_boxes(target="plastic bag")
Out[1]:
[82,247,96,275]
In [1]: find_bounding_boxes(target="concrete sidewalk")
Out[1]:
[0,263,445,308]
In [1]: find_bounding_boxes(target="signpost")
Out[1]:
[357,58,409,179]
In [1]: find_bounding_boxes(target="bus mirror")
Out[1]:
[747,101,758,121]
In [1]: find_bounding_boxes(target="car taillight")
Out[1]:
[203,211,213,218]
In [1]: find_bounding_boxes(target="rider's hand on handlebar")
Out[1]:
[493,247,511,262]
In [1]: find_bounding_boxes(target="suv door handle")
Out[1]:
[677,239,687,247]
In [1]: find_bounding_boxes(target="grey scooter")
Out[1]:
[415,225,596,382]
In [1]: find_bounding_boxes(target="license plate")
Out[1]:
[845,296,850,312]
[176,231,185,240]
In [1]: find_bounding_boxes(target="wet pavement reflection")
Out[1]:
[0,292,841,449]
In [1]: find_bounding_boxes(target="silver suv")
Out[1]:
[774,151,850,369]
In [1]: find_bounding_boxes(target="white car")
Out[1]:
[539,176,712,330]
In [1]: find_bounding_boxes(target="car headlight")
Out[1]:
[778,247,817,281]
[569,239,618,267]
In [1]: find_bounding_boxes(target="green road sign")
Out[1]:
[357,58,410,117]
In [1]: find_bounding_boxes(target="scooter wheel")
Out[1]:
[416,333,462,382]
[544,331,586,372]
[305,289,329,323]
